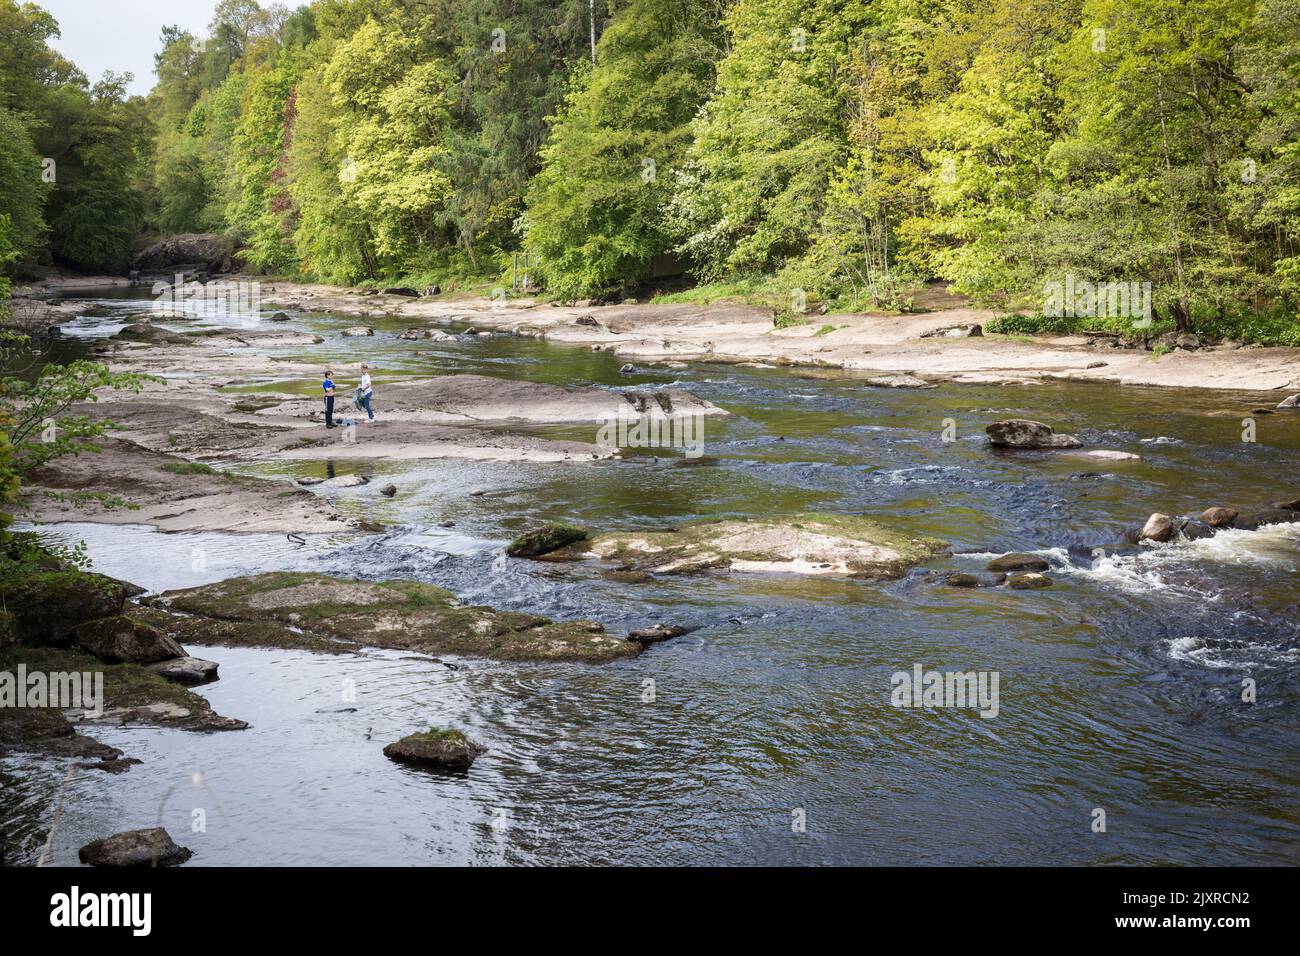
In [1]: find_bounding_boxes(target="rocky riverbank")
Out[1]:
[12,274,1300,391]
[0,559,247,771]
[19,341,726,530]
[192,279,1300,392]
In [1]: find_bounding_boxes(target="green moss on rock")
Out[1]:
[383,726,486,770]
[150,571,639,663]
[0,646,246,732]
[0,571,129,646]
[506,521,589,558]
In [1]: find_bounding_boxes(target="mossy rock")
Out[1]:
[72,615,185,664]
[79,828,192,867]
[985,553,1050,573]
[383,727,486,771]
[506,521,589,558]
[0,646,246,732]
[546,513,948,579]
[150,572,639,663]
[112,323,195,345]
[0,571,129,646]
[1008,572,1053,589]
[0,702,137,772]
[127,604,358,655]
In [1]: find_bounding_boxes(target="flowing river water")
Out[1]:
[2,291,1298,865]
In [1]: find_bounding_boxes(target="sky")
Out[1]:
[38,0,219,97]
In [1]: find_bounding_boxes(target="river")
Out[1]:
[2,290,1297,865]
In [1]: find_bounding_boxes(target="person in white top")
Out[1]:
[359,364,375,421]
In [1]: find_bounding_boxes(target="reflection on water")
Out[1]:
[2,292,1298,865]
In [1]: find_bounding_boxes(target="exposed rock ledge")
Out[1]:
[147,571,645,663]
[520,514,948,578]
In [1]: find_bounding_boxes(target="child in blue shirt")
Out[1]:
[323,370,336,428]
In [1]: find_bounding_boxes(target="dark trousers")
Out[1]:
[324,395,335,426]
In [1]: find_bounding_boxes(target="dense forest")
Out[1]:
[1,0,1298,340]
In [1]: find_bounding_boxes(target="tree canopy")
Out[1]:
[0,0,1296,340]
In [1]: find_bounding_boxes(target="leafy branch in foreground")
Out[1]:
[0,343,158,477]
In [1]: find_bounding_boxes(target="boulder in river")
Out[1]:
[864,374,935,389]
[1139,513,1176,542]
[269,311,291,321]
[986,419,1082,449]
[1229,512,1259,531]
[112,323,194,346]
[541,514,948,578]
[380,483,397,497]
[1180,518,1216,540]
[78,828,192,867]
[72,616,184,664]
[1008,572,1053,589]
[627,623,696,644]
[1200,506,1238,527]
[1251,508,1300,527]
[146,656,220,685]
[985,553,1050,573]
[921,323,982,338]
[383,287,420,297]
[383,728,486,770]
[946,571,1007,588]
[506,521,589,558]
[1274,497,1300,511]
[1275,394,1299,409]
[342,326,374,337]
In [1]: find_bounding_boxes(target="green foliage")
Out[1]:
[0,353,155,477]
[522,0,722,298]
[0,1,152,272]
[671,0,877,280]
[0,0,1294,344]
[0,326,157,540]
[0,107,49,260]
[228,63,299,272]
[324,20,455,262]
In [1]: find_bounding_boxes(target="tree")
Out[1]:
[42,75,153,272]
[0,107,48,261]
[228,62,300,272]
[673,0,875,280]
[524,0,724,297]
